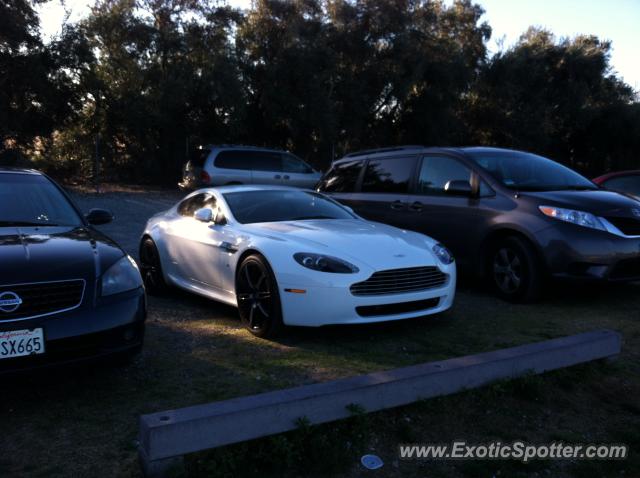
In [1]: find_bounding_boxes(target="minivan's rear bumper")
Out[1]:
[537,223,640,281]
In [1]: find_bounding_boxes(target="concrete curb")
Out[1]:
[139,329,621,476]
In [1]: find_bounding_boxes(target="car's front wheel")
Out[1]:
[139,237,168,295]
[236,254,283,338]
[488,236,543,302]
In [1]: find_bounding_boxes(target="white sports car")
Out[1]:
[140,186,456,337]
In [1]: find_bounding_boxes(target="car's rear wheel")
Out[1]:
[236,254,283,338]
[139,237,168,295]
[489,236,542,302]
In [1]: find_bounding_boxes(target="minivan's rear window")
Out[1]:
[189,148,210,168]
[361,157,417,193]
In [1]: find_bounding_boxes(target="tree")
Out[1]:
[0,0,84,164]
[466,27,638,174]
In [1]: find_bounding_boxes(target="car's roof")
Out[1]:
[593,170,640,183]
[0,167,41,175]
[333,146,523,164]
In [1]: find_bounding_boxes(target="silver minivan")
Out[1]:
[179,145,321,190]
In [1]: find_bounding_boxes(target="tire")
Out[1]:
[139,237,168,295]
[488,236,543,302]
[236,254,283,338]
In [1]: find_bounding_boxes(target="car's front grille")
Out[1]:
[605,217,640,236]
[0,280,85,321]
[356,298,441,317]
[350,266,448,296]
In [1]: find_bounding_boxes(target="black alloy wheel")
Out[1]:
[139,237,168,295]
[236,254,283,338]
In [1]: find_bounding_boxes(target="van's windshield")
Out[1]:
[467,151,598,192]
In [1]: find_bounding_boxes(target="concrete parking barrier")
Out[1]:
[138,329,621,476]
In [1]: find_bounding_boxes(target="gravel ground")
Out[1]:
[70,188,184,258]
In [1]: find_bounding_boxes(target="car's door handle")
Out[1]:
[409,201,424,212]
[390,200,406,210]
[283,175,290,180]
[274,174,281,179]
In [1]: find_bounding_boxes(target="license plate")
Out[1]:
[0,328,45,360]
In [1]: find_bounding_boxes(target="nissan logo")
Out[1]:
[0,291,22,313]
[632,208,640,218]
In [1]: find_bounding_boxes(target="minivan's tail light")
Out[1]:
[200,170,211,184]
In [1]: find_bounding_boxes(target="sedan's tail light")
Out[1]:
[200,170,211,184]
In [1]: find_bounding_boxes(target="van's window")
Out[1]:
[319,160,363,192]
[468,151,597,191]
[418,156,472,195]
[178,193,211,217]
[602,176,640,195]
[189,148,210,168]
[361,157,416,194]
[248,151,282,171]
[214,151,255,170]
[282,154,313,174]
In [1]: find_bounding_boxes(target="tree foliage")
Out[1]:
[1,0,638,182]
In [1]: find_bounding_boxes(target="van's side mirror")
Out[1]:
[194,208,213,223]
[444,180,472,196]
[86,208,114,225]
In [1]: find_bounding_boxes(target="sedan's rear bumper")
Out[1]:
[0,287,146,374]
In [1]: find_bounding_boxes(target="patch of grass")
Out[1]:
[185,409,371,478]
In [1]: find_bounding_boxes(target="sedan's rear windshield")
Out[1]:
[0,174,83,227]
[223,190,355,224]
[467,151,598,191]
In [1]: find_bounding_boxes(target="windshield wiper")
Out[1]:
[0,221,60,227]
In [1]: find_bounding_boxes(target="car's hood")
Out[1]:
[0,226,125,285]
[521,190,640,216]
[242,219,438,270]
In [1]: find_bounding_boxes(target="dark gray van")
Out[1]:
[318,146,640,301]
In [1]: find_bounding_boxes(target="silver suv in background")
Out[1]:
[179,145,321,190]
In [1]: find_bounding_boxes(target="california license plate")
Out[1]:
[0,328,45,360]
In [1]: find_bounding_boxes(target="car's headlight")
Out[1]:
[539,206,606,231]
[293,253,359,273]
[432,243,454,265]
[101,255,143,296]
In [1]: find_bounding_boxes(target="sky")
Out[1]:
[38,0,640,89]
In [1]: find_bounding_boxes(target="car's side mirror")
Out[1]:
[194,207,214,223]
[86,208,114,225]
[444,180,473,196]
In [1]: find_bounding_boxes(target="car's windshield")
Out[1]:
[467,151,598,191]
[0,173,83,227]
[223,190,356,224]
